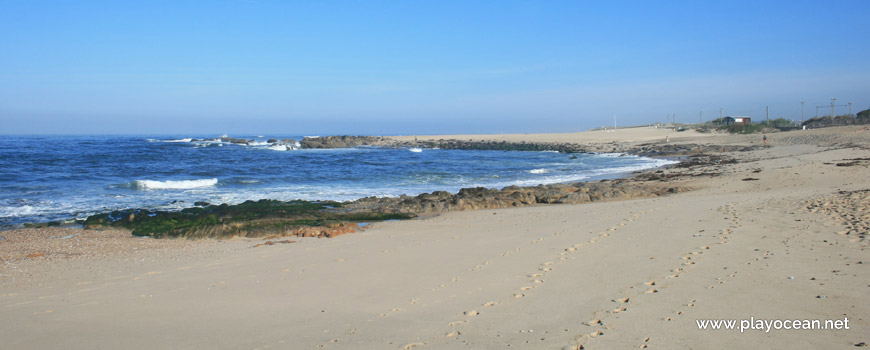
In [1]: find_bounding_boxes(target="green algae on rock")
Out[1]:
[83,199,415,239]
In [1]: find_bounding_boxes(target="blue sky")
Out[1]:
[1,0,868,135]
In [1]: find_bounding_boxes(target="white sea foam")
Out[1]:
[248,141,271,146]
[0,205,38,217]
[163,138,192,143]
[268,145,289,151]
[529,168,548,174]
[409,148,423,153]
[598,152,628,158]
[134,178,218,190]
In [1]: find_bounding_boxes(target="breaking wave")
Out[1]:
[133,178,218,190]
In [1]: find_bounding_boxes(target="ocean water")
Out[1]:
[0,135,676,227]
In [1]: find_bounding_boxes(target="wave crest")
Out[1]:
[134,178,218,190]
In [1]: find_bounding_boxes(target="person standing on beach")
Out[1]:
[763,134,768,147]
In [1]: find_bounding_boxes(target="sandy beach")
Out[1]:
[1,126,868,349]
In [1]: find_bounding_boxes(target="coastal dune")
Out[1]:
[1,126,868,349]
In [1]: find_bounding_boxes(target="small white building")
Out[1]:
[724,116,751,125]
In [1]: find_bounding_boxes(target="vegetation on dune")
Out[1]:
[700,117,798,134]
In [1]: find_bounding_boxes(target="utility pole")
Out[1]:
[699,111,702,126]
[613,114,617,130]
[849,102,853,117]
[801,101,805,124]
[766,106,769,123]
[720,108,723,125]
[831,98,836,119]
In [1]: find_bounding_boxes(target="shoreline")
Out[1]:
[1,137,691,232]
[2,125,869,349]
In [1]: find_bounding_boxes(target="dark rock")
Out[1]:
[301,136,386,149]
[220,137,250,145]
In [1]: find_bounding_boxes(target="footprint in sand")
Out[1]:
[585,319,603,326]
[464,310,479,316]
[446,331,461,338]
[448,320,467,326]
[644,289,658,294]
[403,342,425,349]
[484,302,498,307]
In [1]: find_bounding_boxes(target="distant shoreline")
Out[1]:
[3,127,757,235]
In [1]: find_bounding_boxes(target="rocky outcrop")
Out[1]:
[301,136,388,149]
[307,136,762,157]
[220,136,251,145]
[292,222,358,238]
[629,143,761,157]
[345,180,688,215]
[83,200,414,239]
[393,139,593,153]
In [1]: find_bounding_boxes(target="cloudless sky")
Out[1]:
[1,0,868,135]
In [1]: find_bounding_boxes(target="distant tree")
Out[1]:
[858,109,870,119]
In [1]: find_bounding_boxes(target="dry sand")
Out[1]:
[1,126,868,349]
